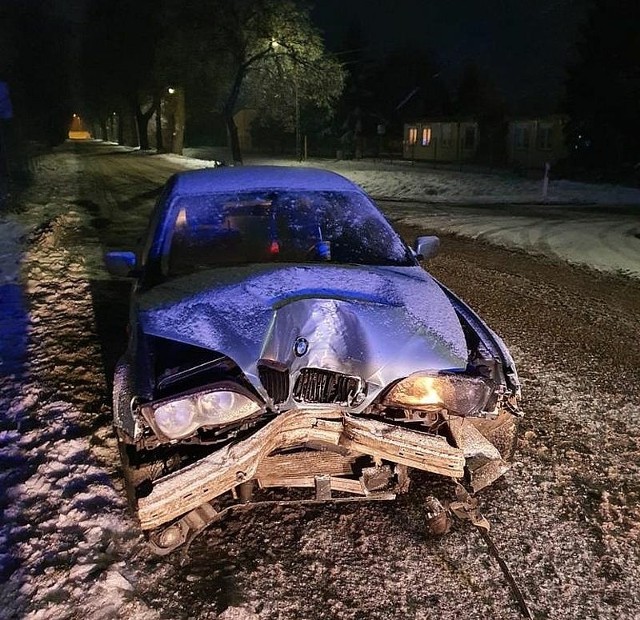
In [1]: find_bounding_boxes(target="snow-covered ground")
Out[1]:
[170,147,640,206]
[158,149,640,280]
[0,153,162,620]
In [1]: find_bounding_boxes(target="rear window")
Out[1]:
[164,190,414,276]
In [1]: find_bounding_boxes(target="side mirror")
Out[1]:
[104,251,138,277]
[414,236,440,261]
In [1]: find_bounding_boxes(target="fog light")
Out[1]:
[158,525,183,548]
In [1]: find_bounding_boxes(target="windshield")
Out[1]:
[164,189,414,276]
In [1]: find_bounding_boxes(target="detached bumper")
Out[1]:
[137,410,472,531]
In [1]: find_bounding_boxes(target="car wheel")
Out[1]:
[117,441,170,509]
[471,410,520,461]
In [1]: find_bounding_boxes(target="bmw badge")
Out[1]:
[294,337,309,357]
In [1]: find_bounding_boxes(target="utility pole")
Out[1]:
[294,69,301,161]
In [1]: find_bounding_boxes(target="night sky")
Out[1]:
[312,0,591,113]
[3,0,594,143]
[46,0,592,115]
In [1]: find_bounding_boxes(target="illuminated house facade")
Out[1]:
[68,114,91,140]
[403,120,479,162]
[404,115,568,169]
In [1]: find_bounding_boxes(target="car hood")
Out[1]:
[137,264,468,406]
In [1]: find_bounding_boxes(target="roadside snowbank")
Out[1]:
[0,152,160,620]
[163,149,640,206]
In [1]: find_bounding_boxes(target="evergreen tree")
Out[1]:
[564,0,640,170]
[456,63,508,165]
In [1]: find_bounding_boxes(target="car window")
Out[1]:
[164,190,414,276]
[140,182,172,268]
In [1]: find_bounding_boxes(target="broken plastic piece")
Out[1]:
[449,482,490,532]
[360,464,393,492]
[424,496,451,536]
[315,474,332,500]
[447,416,510,493]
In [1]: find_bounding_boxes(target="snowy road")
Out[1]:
[380,201,640,280]
[1,141,639,619]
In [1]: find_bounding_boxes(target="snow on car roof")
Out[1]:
[169,166,365,196]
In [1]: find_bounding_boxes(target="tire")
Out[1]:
[117,440,168,510]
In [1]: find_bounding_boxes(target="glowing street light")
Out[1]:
[270,38,303,161]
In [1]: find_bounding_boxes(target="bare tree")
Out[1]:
[84,0,161,149]
[209,0,344,164]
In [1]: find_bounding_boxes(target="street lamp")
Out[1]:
[270,38,302,161]
[294,67,301,161]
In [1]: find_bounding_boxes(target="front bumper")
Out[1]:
[135,409,508,532]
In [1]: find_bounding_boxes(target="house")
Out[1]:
[403,120,479,162]
[68,114,91,140]
[507,115,567,169]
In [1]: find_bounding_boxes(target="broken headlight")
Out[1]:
[141,383,263,440]
[382,373,494,417]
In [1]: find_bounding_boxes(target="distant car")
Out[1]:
[105,166,521,554]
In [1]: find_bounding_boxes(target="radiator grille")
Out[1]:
[258,361,290,404]
[293,368,363,404]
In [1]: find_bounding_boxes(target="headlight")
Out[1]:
[154,399,198,438]
[198,390,262,425]
[383,373,494,417]
[143,383,263,440]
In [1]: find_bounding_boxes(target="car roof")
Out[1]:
[169,165,364,197]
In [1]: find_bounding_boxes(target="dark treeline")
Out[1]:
[563,0,640,176]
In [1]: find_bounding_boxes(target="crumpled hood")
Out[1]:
[137,264,468,403]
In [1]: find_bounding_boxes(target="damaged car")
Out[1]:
[104,166,521,554]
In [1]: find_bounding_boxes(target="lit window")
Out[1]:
[537,125,553,150]
[441,124,453,147]
[421,127,432,146]
[408,127,418,145]
[515,125,531,149]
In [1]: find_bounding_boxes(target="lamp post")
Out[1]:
[294,65,301,161]
[272,38,303,161]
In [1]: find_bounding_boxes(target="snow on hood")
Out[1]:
[137,264,468,396]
